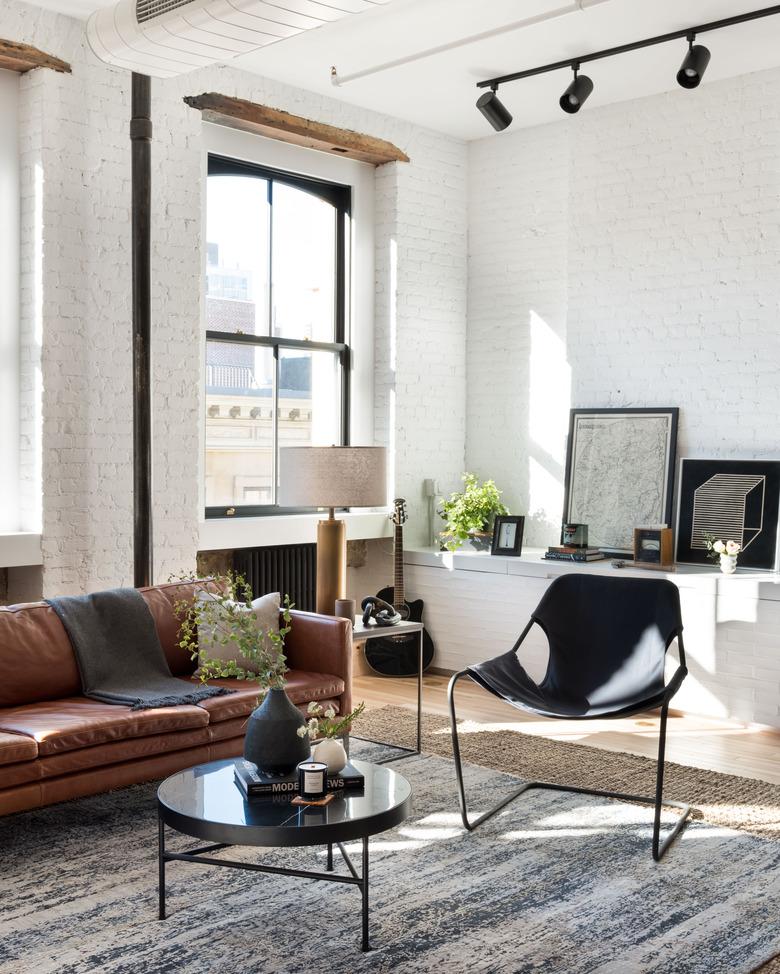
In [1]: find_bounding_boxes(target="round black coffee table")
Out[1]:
[157,758,412,951]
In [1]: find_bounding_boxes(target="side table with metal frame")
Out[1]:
[349,618,423,763]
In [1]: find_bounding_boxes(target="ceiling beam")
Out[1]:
[184,92,409,167]
[0,38,71,74]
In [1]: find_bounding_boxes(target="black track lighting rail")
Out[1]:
[477,3,780,90]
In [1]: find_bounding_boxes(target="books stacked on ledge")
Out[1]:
[543,546,606,563]
[234,758,365,799]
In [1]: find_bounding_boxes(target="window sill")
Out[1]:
[199,510,392,551]
[0,533,42,567]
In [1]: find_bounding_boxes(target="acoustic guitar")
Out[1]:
[364,498,435,676]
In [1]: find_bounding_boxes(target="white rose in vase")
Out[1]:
[725,540,742,555]
[712,540,726,554]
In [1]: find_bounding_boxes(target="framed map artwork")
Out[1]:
[562,408,679,557]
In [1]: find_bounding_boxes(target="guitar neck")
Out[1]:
[393,522,405,608]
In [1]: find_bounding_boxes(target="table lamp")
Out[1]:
[278,446,387,614]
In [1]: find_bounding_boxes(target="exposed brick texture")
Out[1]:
[468,74,780,552]
[466,73,780,727]
[3,0,468,593]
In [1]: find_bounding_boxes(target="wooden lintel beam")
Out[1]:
[0,38,71,74]
[184,92,409,167]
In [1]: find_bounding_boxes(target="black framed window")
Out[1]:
[205,155,351,517]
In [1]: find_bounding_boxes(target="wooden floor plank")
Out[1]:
[353,672,780,784]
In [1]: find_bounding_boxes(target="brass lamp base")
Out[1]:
[316,511,346,615]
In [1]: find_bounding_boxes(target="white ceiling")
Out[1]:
[21,0,780,139]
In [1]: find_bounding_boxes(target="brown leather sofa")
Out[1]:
[0,581,352,815]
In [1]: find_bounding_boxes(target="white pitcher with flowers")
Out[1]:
[705,536,742,574]
[297,700,366,773]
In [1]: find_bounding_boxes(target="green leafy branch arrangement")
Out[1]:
[172,572,293,694]
[438,473,509,552]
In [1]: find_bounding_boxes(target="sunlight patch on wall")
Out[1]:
[528,310,570,538]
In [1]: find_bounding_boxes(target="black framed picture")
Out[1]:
[491,516,525,556]
[675,459,780,570]
[562,407,678,557]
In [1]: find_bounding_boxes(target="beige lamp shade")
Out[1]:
[278,446,387,509]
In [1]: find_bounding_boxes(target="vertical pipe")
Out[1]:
[131,73,153,587]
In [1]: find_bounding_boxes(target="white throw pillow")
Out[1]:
[197,590,281,675]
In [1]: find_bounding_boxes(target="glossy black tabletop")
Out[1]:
[157,759,412,847]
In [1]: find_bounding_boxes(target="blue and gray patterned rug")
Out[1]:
[2,735,780,973]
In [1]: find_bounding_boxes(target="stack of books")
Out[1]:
[233,758,365,799]
[543,546,605,563]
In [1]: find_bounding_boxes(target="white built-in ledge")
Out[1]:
[0,533,43,568]
[199,511,392,552]
[402,545,780,730]
[404,545,780,600]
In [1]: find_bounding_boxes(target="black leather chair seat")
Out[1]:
[468,650,668,719]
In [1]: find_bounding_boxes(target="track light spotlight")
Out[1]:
[559,65,593,114]
[676,36,711,89]
[476,87,513,132]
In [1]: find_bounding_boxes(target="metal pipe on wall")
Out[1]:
[330,0,613,86]
[131,72,153,587]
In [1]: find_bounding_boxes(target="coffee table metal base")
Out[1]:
[158,818,372,951]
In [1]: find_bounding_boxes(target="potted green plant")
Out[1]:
[174,573,309,774]
[438,473,509,552]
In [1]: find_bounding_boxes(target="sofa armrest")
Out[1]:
[284,610,353,716]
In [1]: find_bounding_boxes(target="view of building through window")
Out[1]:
[204,162,348,512]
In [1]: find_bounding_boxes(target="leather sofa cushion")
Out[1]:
[2,726,212,788]
[194,672,346,722]
[0,581,206,709]
[0,603,81,707]
[0,696,210,756]
[0,731,38,765]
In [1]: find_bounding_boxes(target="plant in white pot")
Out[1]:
[297,700,366,773]
[174,573,309,774]
[439,473,509,552]
[704,536,742,574]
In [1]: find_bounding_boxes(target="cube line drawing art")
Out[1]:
[691,473,766,551]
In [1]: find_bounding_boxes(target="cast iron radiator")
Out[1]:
[233,544,317,613]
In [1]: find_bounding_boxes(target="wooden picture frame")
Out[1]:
[491,516,525,556]
[562,407,679,557]
[633,527,674,567]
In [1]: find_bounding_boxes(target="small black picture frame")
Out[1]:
[491,516,525,556]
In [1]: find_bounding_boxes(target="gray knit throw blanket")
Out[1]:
[48,587,233,710]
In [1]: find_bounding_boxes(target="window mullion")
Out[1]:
[272,343,280,505]
[267,179,274,339]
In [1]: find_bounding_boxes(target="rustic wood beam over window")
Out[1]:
[184,92,409,167]
[0,38,71,74]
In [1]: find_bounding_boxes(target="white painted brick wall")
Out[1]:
[2,0,468,592]
[468,69,780,550]
[466,70,780,727]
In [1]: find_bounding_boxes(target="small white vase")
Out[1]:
[311,737,348,774]
[719,553,738,574]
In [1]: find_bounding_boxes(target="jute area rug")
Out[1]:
[1,707,779,974]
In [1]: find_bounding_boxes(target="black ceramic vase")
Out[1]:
[243,687,310,774]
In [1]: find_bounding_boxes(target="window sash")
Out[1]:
[204,335,350,518]
[205,155,351,518]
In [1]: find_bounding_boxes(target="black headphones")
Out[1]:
[361,596,402,628]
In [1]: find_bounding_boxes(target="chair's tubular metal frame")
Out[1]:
[448,627,697,862]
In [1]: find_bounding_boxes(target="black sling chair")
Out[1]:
[448,574,696,861]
